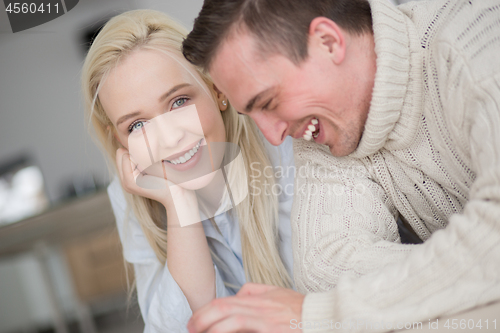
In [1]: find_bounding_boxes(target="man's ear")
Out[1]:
[213,84,228,111]
[309,17,346,65]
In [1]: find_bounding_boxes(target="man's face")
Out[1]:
[210,29,374,157]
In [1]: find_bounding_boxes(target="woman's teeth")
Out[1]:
[165,140,201,165]
[303,118,319,141]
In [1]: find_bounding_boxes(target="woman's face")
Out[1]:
[99,48,226,187]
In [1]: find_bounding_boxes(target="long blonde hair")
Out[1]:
[82,9,291,288]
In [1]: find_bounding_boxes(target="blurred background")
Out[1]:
[0,0,408,332]
[0,1,203,332]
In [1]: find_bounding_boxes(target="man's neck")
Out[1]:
[344,31,378,136]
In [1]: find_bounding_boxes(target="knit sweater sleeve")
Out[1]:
[291,140,413,293]
[297,59,500,333]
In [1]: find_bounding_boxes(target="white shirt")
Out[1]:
[107,136,295,333]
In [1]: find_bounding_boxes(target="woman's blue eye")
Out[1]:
[173,98,188,108]
[129,121,145,133]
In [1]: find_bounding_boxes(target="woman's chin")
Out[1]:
[177,171,217,190]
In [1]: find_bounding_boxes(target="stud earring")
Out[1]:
[222,100,227,106]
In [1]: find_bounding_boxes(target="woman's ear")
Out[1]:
[213,84,228,111]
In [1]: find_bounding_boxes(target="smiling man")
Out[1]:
[183,0,500,332]
[185,0,376,157]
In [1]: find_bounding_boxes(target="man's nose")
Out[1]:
[249,111,287,146]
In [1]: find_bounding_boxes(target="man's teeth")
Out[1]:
[303,118,319,141]
[166,140,201,165]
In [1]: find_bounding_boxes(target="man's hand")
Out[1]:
[187,283,305,333]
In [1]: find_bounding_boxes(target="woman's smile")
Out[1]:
[162,138,206,172]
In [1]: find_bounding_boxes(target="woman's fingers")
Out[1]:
[116,148,140,194]
[115,148,127,181]
[121,150,135,180]
[130,155,141,180]
[116,148,174,207]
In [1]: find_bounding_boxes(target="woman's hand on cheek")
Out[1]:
[116,148,202,227]
[116,148,173,208]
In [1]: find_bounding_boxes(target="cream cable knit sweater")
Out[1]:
[292,0,500,331]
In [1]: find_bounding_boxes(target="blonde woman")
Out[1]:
[82,9,295,332]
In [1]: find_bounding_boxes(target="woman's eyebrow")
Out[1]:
[116,111,142,127]
[158,83,192,102]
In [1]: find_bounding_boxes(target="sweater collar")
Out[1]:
[349,0,423,159]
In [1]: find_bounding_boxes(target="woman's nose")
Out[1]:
[147,114,184,162]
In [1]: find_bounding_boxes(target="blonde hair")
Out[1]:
[82,9,291,288]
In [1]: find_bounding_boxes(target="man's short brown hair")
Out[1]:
[182,0,372,71]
